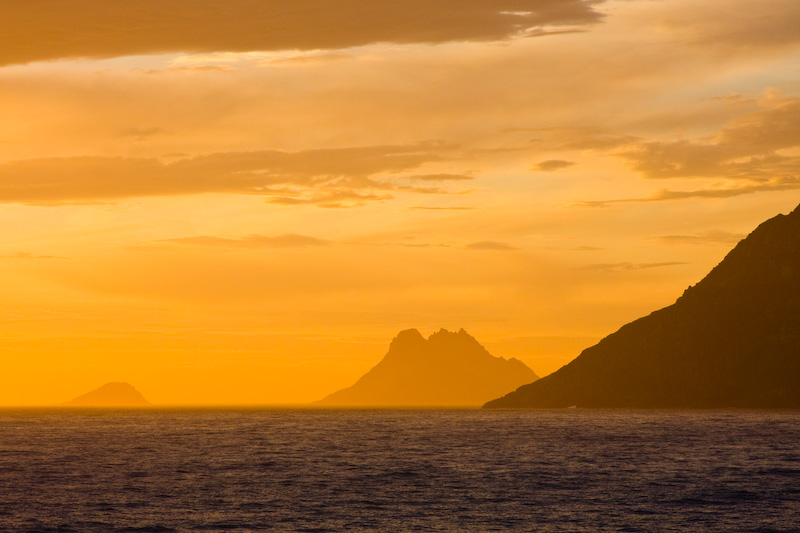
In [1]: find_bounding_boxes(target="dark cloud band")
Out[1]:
[0,0,604,66]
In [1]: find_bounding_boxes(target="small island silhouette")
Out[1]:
[486,203,800,409]
[317,328,537,406]
[63,382,150,407]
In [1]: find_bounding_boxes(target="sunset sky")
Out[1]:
[2,0,800,405]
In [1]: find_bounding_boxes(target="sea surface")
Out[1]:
[0,409,798,532]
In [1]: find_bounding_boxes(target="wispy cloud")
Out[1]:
[258,53,351,67]
[521,126,638,151]
[651,230,745,246]
[463,241,519,251]
[573,178,800,207]
[578,262,688,272]
[404,173,474,182]
[0,143,455,206]
[532,159,575,171]
[267,190,394,209]
[543,245,604,252]
[161,234,329,249]
[409,206,476,211]
[0,252,68,260]
[618,96,800,180]
[558,95,800,206]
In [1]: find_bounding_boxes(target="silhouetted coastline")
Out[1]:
[487,204,800,408]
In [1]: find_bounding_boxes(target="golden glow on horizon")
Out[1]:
[2,0,800,405]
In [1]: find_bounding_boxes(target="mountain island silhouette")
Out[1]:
[63,382,150,406]
[486,203,800,408]
[317,328,538,406]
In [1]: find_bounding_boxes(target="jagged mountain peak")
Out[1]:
[317,328,538,406]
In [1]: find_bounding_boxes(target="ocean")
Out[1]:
[0,409,798,532]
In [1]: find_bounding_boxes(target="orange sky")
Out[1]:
[2,0,800,405]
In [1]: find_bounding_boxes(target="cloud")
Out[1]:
[0,143,452,205]
[366,242,451,249]
[573,178,800,207]
[259,53,352,67]
[619,96,800,180]
[654,0,800,53]
[523,127,639,151]
[119,127,170,140]
[161,234,329,249]
[267,190,394,209]
[463,241,519,251]
[144,65,238,75]
[527,94,800,180]
[394,185,464,195]
[543,245,603,251]
[409,206,476,210]
[306,238,519,251]
[565,94,800,206]
[578,262,688,272]
[532,159,575,171]
[651,230,745,246]
[0,0,605,66]
[404,173,474,181]
[708,93,745,102]
[0,252,67,260]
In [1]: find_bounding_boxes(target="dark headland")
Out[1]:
[317,328,538,406]
[63,382,150,407]
[486,203,800,409]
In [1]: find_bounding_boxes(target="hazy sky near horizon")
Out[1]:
[2,0,800,405]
